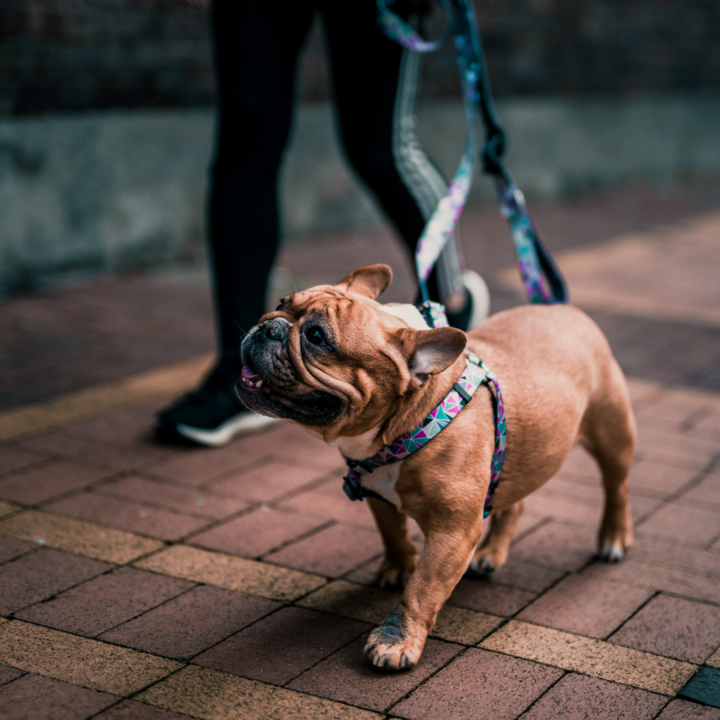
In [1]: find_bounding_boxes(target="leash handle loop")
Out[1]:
[378,0,569,306]
[376,0,453,53]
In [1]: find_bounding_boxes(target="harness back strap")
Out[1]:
[343,350,507,518]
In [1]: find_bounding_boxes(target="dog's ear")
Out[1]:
[398,327,467,389]
[336,264,392,300]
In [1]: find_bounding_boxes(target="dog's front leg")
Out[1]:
[364,523,481,670]
[368,498,417,588]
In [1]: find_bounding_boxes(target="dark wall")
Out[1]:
[2,0,719,116]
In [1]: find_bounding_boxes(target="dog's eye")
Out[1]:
[305,326,325,346]
[275,297,287,311]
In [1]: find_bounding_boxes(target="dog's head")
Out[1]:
[237,264,467,440]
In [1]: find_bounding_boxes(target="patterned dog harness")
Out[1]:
[343,303,507,518]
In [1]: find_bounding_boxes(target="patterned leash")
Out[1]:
[378,0,569,305]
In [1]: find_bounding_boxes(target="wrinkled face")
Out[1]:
[238,288,402,429]
[236,265,467,437]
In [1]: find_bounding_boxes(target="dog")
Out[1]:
[237,264,635,671]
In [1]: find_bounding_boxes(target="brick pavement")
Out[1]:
[1,185,720,717]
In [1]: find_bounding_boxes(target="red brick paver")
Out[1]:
[206,458,330,503]
[610,594,720,664]
[0,537,35,565]
[637,503,720,546]
[0,447,47,476]
[100,585,281,660]
[449,577,537,617]
[0,548,110,615]
[0,673,117,720]
[96,475,248,521]
[288,636,462,712]
[392,649,563,720]
[46,492,210,542]
[509,521,598,572]
[517,574,653,639]
[16,566,192,637]
[3,186,720,718]
[0,461,111,506]
[194,607,369,685]
[190,507,327,558]
[0,665,24,687]
[656,699,720,720]
[265,522,384,577]
[518,673,666,719]
[94,700,194,720]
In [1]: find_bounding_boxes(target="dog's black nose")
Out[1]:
[264,318,289,342]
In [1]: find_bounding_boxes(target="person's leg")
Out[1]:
[156,0,315,445]
[320,2,488,328]
[210,0,315,357]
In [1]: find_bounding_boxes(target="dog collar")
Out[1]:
[343,349,507,517]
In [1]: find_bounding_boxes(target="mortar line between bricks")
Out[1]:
[140,658,391,719]
[28,468,137,510]
[90,480,252,525]
[634,451,720,528]
[261,466,346,505]
[277,620,372,689]
[187,453,280,489]
[383,645,475,716]
[0,541,40,568]
[683,406,713,431]
[3,559,127,619]
[650,699,675,720]
[705,528,720,551]
[0,354,213,445]
[195,460,340,508]
[257,519,337,561]
[83,581,201,643]
[0,506,172,560]
[6,508,709,664]
[0,617,195,697]
[599,589,662,642]
[482,617,702,678]
[509,515,554,547]
[512,669,570,720]
[0,455,59,482]
[178,493,336,547]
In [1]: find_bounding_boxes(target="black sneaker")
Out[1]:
[446,270,491,332]
[155,358,276,447]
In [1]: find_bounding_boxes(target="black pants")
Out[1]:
[209,0,448,357]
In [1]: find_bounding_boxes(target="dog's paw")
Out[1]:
[363,605,424,671]
[599,539,626,562]
[468,553,498,577]
[598,510,633,563]
[375,555,416,589]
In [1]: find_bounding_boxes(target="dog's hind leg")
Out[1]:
[368,498,417,589]
[468,500,524,575]
[580,361,636,562]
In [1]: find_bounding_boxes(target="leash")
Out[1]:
[378,0,569,305]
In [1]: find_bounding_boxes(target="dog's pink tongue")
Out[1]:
[242,365,261,381]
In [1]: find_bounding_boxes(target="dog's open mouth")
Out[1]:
[238,362,342,420]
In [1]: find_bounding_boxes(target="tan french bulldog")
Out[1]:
[237,264,635,671]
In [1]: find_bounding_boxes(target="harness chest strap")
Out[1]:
[343,351,507,518]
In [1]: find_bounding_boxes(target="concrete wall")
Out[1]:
[1,92,719,294]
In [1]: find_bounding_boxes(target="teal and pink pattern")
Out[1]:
[377,0,568,305]
[343,351,507,518]
[376,0,451,54]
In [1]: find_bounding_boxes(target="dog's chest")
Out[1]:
[359,462,403,507]
[332,429,403,507]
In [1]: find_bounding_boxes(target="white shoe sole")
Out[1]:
[176,412,278,448]
[462,270,491,329]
